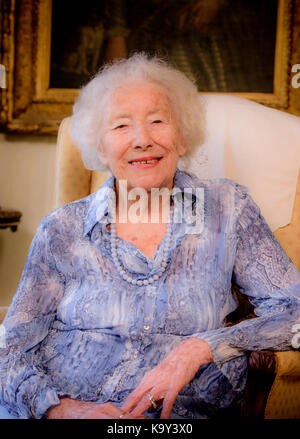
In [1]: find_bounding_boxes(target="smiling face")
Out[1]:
[98,82,187,193]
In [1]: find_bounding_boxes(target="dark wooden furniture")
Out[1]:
[0,208,22,232]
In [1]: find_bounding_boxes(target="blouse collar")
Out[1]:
[83,168,203,237]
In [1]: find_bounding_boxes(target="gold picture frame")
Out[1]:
[0,0,297,135]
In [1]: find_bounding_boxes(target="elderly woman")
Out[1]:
[0,54,299,420]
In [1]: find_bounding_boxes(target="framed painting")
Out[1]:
[0,0,297,134]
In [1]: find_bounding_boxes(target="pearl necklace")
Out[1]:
[110,204,174,286]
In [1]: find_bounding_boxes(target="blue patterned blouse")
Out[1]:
[0,168,299,419]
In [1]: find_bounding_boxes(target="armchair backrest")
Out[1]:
[55,94,300,269]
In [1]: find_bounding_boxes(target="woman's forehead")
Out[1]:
[108,81,171,109]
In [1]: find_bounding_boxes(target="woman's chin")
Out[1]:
[124,163,177,191]
[126,174,173,193]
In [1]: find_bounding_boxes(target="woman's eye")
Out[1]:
[115,124,127,129]
[152,120,162,124]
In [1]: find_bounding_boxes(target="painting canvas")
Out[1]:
[2,0,295,134]
[50,0,278,92]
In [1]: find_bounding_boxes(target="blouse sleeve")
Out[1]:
[195,184,300,365]
[0,217,65,418]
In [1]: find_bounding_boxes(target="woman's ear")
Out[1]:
[97,142,109,167]
[178,140,187,157]
[176,127,187,157]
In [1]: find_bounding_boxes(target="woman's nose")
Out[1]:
[132,124,152,149]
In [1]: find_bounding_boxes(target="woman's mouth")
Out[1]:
[128,157,163,168]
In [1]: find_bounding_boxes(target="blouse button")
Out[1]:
[143,325,150,331]
[146,285,155,295]
[131,331,137,340]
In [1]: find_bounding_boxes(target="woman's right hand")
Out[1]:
[44,397,146,419]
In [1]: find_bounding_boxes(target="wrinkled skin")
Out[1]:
[44,338,212,419]
[121,338,213,419]
[44,399,146,419]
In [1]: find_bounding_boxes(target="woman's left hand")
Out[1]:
[121,338,213,419]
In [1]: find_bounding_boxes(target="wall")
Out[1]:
[0,134,56,306]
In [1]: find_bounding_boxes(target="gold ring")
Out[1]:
[119,412,125,418]
[146,392,158,409]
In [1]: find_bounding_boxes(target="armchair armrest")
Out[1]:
[241,349,300,418]
[247,350,300,376]
[248,350,276,374]
[241,350,276,418]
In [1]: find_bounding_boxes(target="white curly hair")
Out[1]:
[68,53,206,172]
